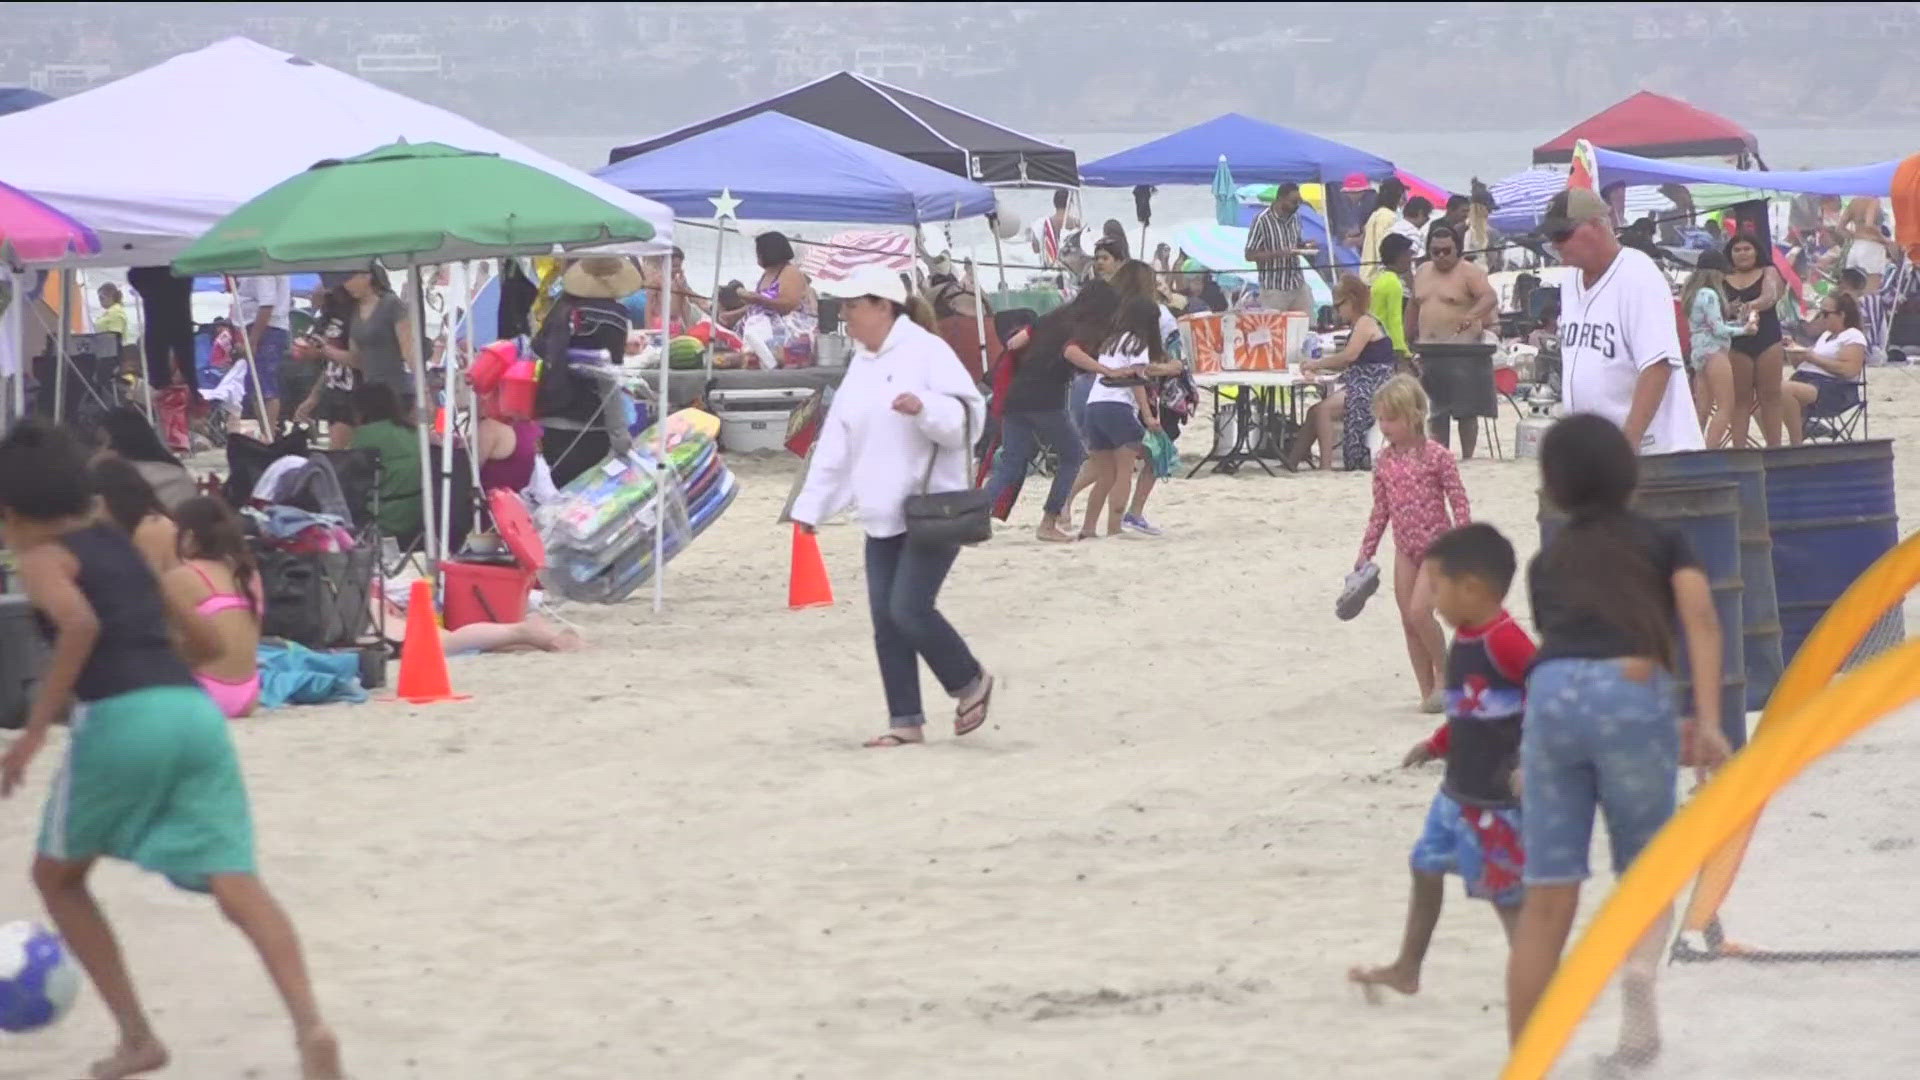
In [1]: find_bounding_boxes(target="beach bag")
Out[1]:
[903,395,991,548]
[1144,429,1178,479]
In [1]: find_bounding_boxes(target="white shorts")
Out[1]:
[1847,241,1890,277]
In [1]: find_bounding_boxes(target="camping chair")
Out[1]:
[377,445,477,577]
[1803,369,1869,443]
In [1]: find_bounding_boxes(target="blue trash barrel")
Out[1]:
[1639,449,1782,710]
[1764,441,1903,669]
[1538,480,1748,749]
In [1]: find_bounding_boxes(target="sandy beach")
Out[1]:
[5,380,1920,1080]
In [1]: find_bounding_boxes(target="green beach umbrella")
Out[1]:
[174,140,657,274]
[176,141,661,586]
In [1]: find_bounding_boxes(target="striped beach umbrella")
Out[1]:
[796,229,915,282]
[1487,169,1674,234]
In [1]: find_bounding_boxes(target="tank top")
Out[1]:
[1726,275,1781,341]
[45,524,197,701]
[1353,330,1396,367]
[478,419,542,493]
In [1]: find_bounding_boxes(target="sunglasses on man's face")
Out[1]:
[1546,224,1579,244]
[1820,307,1840,316]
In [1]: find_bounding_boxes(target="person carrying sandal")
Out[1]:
[791,267,997,748]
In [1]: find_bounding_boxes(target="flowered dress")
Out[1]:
[1339,318,1399,470]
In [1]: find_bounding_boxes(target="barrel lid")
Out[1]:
[489,489,546,572]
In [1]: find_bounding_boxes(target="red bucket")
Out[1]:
[498,359,537,421]
[441,561,534,630]
[469,340,517,393]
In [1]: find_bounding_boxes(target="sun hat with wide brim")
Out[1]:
[562,256,645,300]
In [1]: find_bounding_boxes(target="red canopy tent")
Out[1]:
[1532,91,1762,167]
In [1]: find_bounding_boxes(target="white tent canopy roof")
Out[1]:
[0,37,673,267]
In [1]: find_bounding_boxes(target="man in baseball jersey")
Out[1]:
[1544,188,1704,455]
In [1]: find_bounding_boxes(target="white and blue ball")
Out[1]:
[0,921,79,1032]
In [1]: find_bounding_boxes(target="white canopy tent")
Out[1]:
[0,37,685,609]
[0,36,673,266]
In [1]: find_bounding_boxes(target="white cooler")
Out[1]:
[710,386,813,454]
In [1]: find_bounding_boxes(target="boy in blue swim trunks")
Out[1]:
[0,420,342,1079]
[1351,523,1535,997]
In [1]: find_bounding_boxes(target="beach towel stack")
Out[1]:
[535,409,740,604]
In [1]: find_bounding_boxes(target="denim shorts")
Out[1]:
[1409,790,1525,907]
[1082,401,1145,451]
[1791,370,1861,417]
[1520,658,1680,885]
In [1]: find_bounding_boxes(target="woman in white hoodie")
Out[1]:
[792,267,997,748]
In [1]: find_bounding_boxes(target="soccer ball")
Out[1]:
[0,921,80,1032]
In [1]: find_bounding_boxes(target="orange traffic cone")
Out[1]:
[788,524,834,610]
[389,579,469,704]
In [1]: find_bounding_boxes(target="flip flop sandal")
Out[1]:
[864,733,921,749]
[1336,562,1381,622]
[954,674,996,737]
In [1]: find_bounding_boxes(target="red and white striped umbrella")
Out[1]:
[797,229,915,282]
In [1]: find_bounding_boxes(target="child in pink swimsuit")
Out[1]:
[1355,375,1471,712]
[162,497,263,718]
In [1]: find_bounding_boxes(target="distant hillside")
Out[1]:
[6,1,1920,138]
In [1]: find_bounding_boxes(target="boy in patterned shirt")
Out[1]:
[1351,523,1535,997]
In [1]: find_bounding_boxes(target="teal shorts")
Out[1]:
[39,685,255,893]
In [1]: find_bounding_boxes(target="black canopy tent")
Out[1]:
[608,71,1078,188]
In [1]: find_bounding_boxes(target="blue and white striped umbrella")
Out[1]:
[1486,168,1673,234]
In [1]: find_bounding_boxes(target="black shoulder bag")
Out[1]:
[902,395,992,547]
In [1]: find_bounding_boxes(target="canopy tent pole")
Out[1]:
[991,228,1007,290]
[408,259,439,587]
[52,269,69,423]
[464,262,485,497]
[223,275,275,436]
[437,263,457,565]
[128,283,155,421]
[654,251,672,614]
[966,256,990,386]
[706,221,725,377]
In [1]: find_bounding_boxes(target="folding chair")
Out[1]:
[1803,368,1868,443]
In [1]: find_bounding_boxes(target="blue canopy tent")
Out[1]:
[594,112,996,225]
[1591,148,1896,197]
[596,111,1000,373]
[1080,113,1393,281]
[1079,113,1394,187]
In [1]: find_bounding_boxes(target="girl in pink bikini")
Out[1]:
[1355,375,1472,713]
[161,498,264,719]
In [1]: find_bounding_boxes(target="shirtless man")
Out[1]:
[1839,195,1896,290]
[1410,225,1497,457]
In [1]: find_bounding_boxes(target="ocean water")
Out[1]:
[522,125,1920,291]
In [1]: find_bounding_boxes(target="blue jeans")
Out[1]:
[1520,658,1680,885]
[985,408,1086,516]
[865,534,982,728]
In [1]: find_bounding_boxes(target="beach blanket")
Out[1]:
[257,641,368,709]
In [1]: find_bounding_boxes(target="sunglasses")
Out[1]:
[1546,224,1579,244]
[1820,307,1840,316]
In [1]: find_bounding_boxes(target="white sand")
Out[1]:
[5,377,1920,1079]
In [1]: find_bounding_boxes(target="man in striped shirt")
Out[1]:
[1245,183,1316,313]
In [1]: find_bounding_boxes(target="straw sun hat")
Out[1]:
[561,256,644,300]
